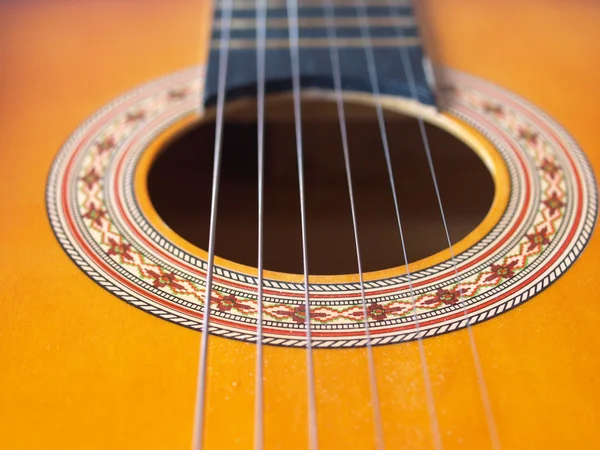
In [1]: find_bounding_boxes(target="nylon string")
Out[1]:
[323,0,384,448]
[386,2,501,448]
[191,0,234,447]
[285,0,319,448]
[354,0,443,448]
[253,0,268,447]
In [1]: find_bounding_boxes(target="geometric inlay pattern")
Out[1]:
[47,67,597,347]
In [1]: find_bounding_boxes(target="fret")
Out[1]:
[213,16,416,29]
[215,0,412,9]
[212,26,419,41]
[216,6,414,19]
[212,36,421,49]
[203,0,436,108]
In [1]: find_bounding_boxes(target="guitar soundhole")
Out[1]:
[148,100,495,275]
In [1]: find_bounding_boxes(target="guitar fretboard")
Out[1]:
[204,0,435,107]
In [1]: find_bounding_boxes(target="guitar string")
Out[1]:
[354,1,443,448]
[195,3,497,449]
[285,0,319,448]
[191,0,234,448]
[253,0,267,447]
[323,0,384,448]
[387,2,501,448]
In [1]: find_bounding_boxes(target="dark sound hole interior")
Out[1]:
[147,99,495,275]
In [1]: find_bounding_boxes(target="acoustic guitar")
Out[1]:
[1,0,599,448]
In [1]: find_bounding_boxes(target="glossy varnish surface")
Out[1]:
[0,1,599,448]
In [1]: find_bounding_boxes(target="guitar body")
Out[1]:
[1,1,599,449]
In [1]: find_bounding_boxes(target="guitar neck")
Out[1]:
[204,0,436,108]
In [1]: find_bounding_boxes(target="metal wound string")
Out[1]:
[323,1,384,448]
[387,2,501,448]
[354,1,443,448]
[285,0,319,448]
[191,0,234,448]
[254,0,268,447]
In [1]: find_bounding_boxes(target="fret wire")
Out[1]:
[386,2,502,448]
[214,6,414,18]
[286,0,319,448]
[354,0,443,448]
[323,0,384,448]
[213,16,416,29]
[191,0,234,448]
[253,0,268,447]
[211,36,420,49]
[216,0,412,8]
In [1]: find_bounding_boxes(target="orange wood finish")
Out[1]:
[0,1,599,449]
